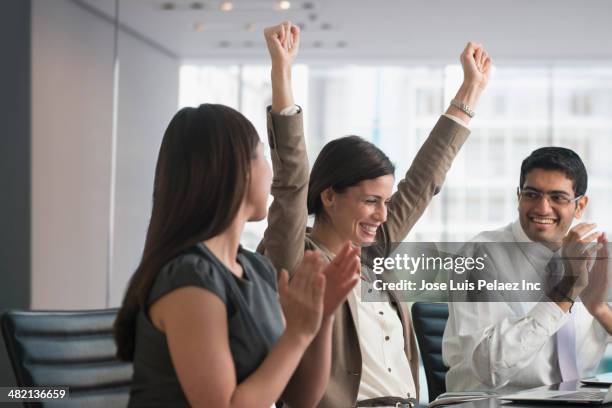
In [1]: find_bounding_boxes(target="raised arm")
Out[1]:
[258,22,309,275]
[382,43,492,248]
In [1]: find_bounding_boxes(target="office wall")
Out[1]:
[0,0,31,388]
[31,0,115,309]
[110,30,180,307]
[31,0,180,309]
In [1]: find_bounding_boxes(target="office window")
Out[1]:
[179,64,612,249]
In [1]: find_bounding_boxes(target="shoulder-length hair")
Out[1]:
[307,135,395,217]
[114,104,259,361]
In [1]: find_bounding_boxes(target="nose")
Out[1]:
[373,202,387,223]
[532,194,553,213]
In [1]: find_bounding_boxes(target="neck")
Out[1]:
[310,217,347,255]
[203,215,246,275]
[543,240,562,252]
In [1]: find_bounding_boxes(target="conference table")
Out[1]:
[439,380,611,408]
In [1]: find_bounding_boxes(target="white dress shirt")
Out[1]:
[349,280,417,400]
[443,220,611,393]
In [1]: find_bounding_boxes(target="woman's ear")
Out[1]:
[320,187,335,210]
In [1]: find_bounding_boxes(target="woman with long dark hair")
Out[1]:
[114,99,360,405]
[259,22,492,407]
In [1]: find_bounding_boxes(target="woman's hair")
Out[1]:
[114,104,259,361]
[307,135,395,216]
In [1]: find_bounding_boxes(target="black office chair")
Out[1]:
[1,309,132,408]
[411,302,449,402]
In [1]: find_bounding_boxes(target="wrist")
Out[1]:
[321,315,335,328]
[455,82,482,107]
[283,326,315,348]
[271,64,291,80]
[588,302,610,319]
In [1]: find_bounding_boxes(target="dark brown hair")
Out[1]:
[114,104,259,361]
[520,147,588,196]
[307,135,395,216]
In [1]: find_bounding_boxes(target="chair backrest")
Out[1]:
[1,309,132,408]
[411,302,449,402]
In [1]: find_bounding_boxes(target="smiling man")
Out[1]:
[443,147,612,393]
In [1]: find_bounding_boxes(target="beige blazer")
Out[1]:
[258,108,470,408]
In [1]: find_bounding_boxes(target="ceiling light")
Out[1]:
[161,2,175,10]
[193,22,205,32]
[219,1,234,11]
[190,2,204,9]
[277,1,291,10]
[321,22,331,30]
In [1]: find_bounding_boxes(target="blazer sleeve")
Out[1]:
[257,106,309,275]
[379,115,470,254]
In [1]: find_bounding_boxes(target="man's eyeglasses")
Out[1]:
[517,187,583,206]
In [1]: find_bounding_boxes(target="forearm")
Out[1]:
[384,116,469,244]
[591,303,612,334]
[271,65,294,113]
[282,316,334,407]
[445,82,483,125]
[229,331,311,408]
[261,110,309,274]
[470,302,564,387]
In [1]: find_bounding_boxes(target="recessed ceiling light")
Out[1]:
[218,40,230,48]
[321,22,332,30]
[219,1,234,11]
[277,1,291,10]
[161,2,175,10]
[337,41,347,48]
[193,22,205,32]
[303,2,314,10]
[308,13,317,22]
[190,2,204,10]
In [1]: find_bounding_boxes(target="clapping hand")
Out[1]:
[321,242,361,317]
[279,251,326,343]
[581,233,610,316]
[559,223,603,301]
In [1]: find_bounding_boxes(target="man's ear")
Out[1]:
[320,187,335,210]
[574,195,588,219]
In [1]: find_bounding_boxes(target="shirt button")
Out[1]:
[388,367,392,373]
[385,335,390,341]
[379,311,384,315]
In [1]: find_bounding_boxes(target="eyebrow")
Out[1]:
[522,186,572,196]
[361,194,391,199]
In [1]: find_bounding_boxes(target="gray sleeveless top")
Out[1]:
[128,243,284,407]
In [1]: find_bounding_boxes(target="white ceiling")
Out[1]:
[80,0,612,63]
